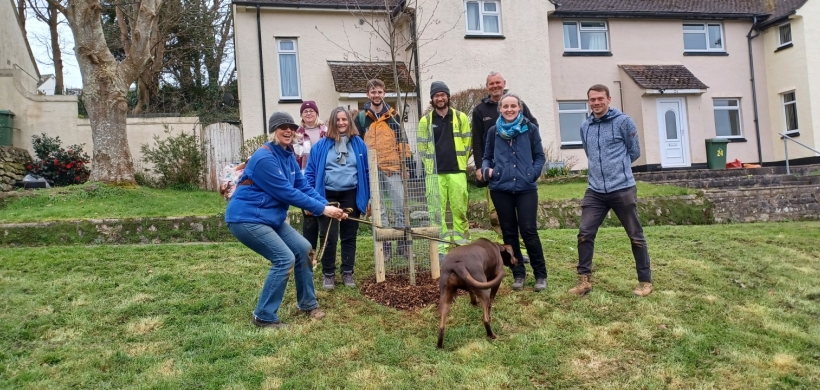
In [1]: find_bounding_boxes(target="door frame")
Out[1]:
[656,97,691,168]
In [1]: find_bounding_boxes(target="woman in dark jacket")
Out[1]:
[305,107,370,290]
[481,93,547,292]
[226,112,347,328]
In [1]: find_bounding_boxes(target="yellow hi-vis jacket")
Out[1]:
[417,108,472,175]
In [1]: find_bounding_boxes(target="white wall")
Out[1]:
[0,0,39,92]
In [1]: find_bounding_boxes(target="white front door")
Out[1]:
[656,98,691,167]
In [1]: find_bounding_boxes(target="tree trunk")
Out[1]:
[48,5,64,95]
[17,0,26,33]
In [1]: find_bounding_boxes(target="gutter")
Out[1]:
[549,11,762,20]
[747,16,764,164]
[256,5,268,135]
[234,1,391,11]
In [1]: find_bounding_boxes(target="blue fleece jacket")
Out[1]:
[580,108,641,193]
[225,142,327,228]
[481,118,545,193]
[304,136,371,214]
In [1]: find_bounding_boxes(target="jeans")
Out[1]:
[228,222,319,323]
[489,190,547,280]
[378,170,406,227]
[318,188,361,276]
[577,186,652,282]
[302,213,319,249]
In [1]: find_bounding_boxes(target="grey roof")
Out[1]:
[758,0,808,28]
[620,65,709,90]
[231,0,402,9]
[550,0,769,18]
[327,61,416,93]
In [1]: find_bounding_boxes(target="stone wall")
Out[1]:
[0,146,31,191]
[704,185,820,223]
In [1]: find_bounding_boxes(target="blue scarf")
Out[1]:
[495,112,528,140]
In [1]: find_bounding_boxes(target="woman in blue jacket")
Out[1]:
[305,107,370,290]
[481,93,548,292]
[226,112,348,328]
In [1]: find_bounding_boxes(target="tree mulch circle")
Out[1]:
[360,272,465,311]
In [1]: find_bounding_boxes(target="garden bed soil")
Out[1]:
[360,273,465,311]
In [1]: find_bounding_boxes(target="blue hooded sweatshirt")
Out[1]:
[304,136,371,214]
[225,142,327,228]
[580,108,641,193]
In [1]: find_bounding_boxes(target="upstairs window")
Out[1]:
[465,1,502,35]
[713,99,742,138]
[782,91,799,133]
[778,23,792,46]
[277,39,301,99]
[558,102,588,145]
[683,23,724,52]
[563,21,609,51]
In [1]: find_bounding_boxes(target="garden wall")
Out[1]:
[705,185,820,223]
[0,146,31,191]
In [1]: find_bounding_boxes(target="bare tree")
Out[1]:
[16,0,27,33]
[45,0,163,184]
[28,0,68,94]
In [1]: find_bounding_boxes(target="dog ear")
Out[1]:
[499,244,516,266]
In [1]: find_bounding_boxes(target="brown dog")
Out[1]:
[437,238,517,348]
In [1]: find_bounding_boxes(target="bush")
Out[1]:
[140,127,207,189]
[26,133,91,186]
[239,134,268,162]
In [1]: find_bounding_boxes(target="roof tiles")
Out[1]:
[327,61,417,93]
[620,65,709,90]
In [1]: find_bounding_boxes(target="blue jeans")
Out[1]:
[378,170,406,227]
[228,222,319,323]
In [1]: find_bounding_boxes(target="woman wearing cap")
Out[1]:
[295,101,326,255]
[481,93,548,293]
[305,107,370,290]
[226,111,347,328]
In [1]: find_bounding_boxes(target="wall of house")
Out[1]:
[549,18,770,168]
[233,5,410,141]
[416,0,558,155]
[0,0,39,93]
[762,12,816,161]
[805,1,820,157]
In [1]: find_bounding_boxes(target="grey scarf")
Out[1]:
[335,135,350,165]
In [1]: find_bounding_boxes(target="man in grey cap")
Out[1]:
[418,81,472,261]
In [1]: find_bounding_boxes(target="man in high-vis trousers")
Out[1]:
[418,81,472,262]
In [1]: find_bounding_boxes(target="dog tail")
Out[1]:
[454,267,505,290]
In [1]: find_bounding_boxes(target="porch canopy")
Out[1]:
[328,61,417,94]
[620,64,708,94]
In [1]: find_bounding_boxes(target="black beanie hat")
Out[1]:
[430,81,450,98]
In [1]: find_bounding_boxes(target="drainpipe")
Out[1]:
[257,5,268,135]
[747,16,763,164]
[410,9,423,119]
[613,80,624,112]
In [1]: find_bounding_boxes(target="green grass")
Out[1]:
[2,222,819,389]
[467,179,695,203]
[0,184,225,223]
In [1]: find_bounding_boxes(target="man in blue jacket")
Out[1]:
[569,84,653,297]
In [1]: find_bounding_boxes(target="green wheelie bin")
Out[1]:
[704,138,729,170]
[0,110,15,147]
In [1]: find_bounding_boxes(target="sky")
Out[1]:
[26,13,84,88]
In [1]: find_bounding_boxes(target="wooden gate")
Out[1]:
[202,122,243,191]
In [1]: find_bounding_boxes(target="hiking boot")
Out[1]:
[252,316,289,329]
[534,278,547,292]
[342,272,356,288]
[632,282,654,297]
[302,308,326,320]
[568,274,592,296]
[512,277,525,291]
[397,240,409,258]
[322,275,335,290]
[382,242,393,260]
[522,255,530,264]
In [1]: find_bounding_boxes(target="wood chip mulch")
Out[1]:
[360,273,442,311]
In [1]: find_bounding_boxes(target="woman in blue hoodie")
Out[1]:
[305,107,370,290]
[226,112,348,328]
[481,93,548,292]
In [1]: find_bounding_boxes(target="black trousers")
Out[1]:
[577,186,652,282]
[302,213,319,249]
[489,190,547,280]
[318,188,361,276]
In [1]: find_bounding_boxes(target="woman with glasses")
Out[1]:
[294,101,327,251]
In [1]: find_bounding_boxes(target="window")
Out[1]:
[563,21,609,51]
[465,1,501,35]
[558,102,588,145]
[782,91,799,133]
[683,23,724,51]
[277,39,301,99]
[779,23,792,46]
[713,99,742,138]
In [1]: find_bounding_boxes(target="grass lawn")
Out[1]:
[2,222,819,389]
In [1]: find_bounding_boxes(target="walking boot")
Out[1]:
[397,240,409,258]
[568,274,592,296]
[382,242,393,260]
[632,282,654,297]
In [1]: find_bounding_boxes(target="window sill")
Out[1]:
[774,43,793,52]
[464,34,505,39]
[563,51,613,57]
[278,99,303,104]
[781,132,800,139]
[683,51,728,56]
[716,137,747,143]
[560,144,584,149]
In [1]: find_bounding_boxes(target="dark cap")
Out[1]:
[268,112,299,133]
[430,81,450,98]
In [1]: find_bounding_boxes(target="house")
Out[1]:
[37,74,56,95]
[758,0,820,164]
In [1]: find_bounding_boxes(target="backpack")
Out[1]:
[219,162,245,201]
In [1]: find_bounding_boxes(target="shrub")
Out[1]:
[26,133,91,186]
[140,127,207,189]
[239,134,268,162]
